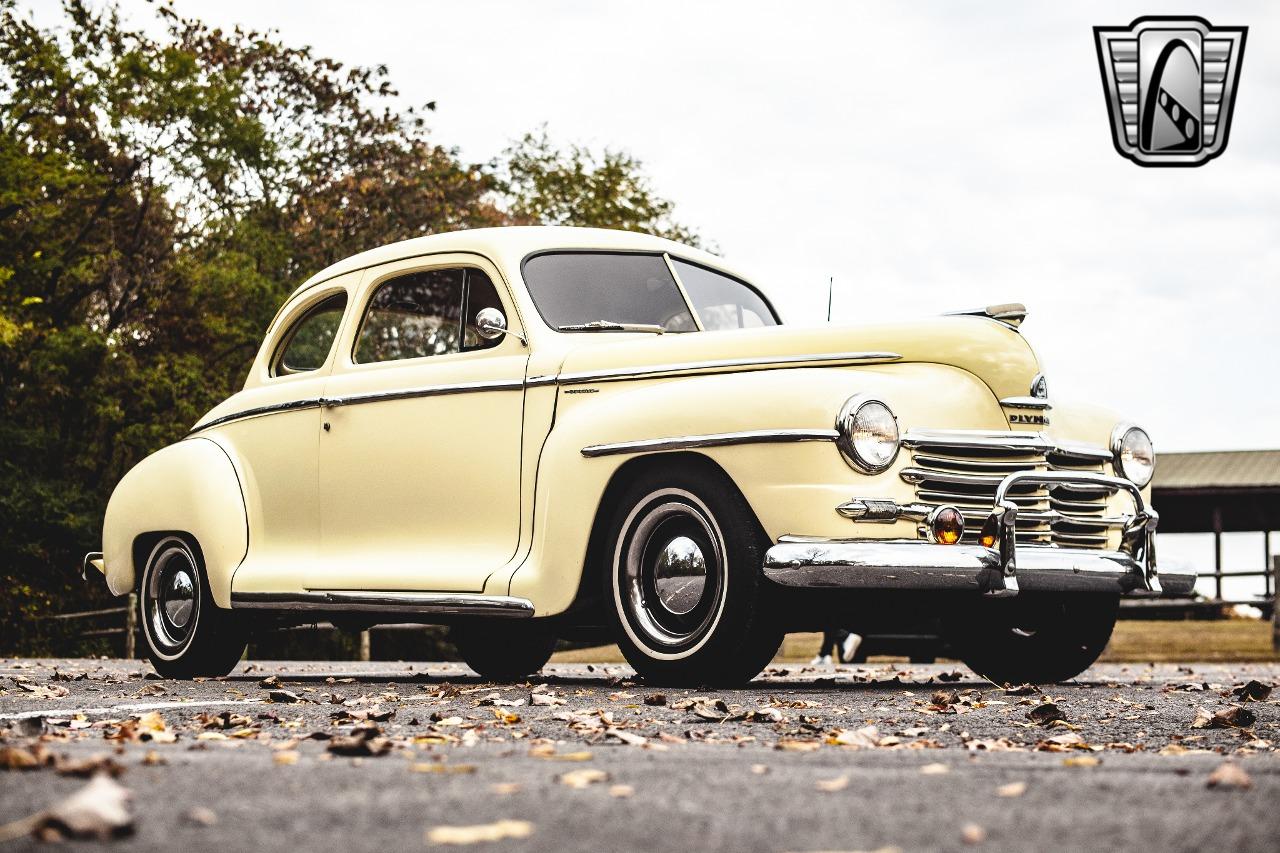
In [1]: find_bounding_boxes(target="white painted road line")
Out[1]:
[0,697,267,721]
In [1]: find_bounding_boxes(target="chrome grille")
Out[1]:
[900,430,1117,548]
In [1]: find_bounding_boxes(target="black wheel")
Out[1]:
[943,594,1119,685]
[139,536,247,678]
[451,621,557,681]
[602,464,782,686]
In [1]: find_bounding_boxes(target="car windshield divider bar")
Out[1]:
[582,429,839,458]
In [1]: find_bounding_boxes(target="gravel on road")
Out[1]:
[1,659,1278,851]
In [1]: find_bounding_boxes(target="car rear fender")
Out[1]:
[101,437,248,608]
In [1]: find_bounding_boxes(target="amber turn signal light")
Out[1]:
[977,514,998,549]
[928,506,964,545]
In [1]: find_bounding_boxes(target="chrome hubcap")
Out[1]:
[163,569,195,629]
[146,543,200,654]
[617,491,727,652]
[652,535,707,615]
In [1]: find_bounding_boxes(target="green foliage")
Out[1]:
[0,0,700,655]
[500,126,702,247]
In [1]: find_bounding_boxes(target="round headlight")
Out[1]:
[836,396,899,473]
[1111,424,1155,487]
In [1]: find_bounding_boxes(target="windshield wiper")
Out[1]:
[557,320,665,334]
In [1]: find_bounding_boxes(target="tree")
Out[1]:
[499,127,701,246]
[0,0,703,655]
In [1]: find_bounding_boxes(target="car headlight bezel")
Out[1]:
[836,395,900,474]
[1110,423,1155,488]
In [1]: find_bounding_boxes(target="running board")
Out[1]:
[230,590,535,618]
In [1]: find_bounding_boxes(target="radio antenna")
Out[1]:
[826,276,834,322]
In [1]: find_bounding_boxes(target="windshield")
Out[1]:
[522,252,697,332]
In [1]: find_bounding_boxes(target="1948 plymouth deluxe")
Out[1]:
[85,226,1195,685]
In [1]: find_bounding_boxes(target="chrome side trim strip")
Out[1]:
[192,398,325,433]
[559,351,902,385]
[323,378,525,408]
[231,590,535,618]
[581,428,839,458]
[999,396,1052,410]
[190,378,528,434]
[191,351,902,434]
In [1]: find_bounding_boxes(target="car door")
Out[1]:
[313,255,528,592]
[220,279,353,596]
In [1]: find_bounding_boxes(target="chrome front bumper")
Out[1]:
[763,470,1197,598]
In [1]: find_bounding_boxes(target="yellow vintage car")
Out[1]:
[86,226,1193,684]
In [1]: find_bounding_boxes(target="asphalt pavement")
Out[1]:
[1,658,1278,852]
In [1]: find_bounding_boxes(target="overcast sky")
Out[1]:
[64,1,1280,451]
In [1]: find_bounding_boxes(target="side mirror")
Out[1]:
[475,307,526,346]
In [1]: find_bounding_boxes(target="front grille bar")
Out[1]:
[983,470,1160,596]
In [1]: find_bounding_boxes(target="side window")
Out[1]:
[461,269,505,352]
[355,269,464,363]
[672,259,779,331]
[273,293,348,376]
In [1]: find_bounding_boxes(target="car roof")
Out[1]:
[286,226,748,304]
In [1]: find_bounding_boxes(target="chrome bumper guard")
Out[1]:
[763,471,1197,598]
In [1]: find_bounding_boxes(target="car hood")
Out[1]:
[553,315,1040,402]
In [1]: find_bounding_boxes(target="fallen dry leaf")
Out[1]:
[1206,762,1252,790]
[490,783,522,795]
[961,823,987,845]
[1232,680,1272,702]
[829,725,880,749]
[1027,703,1067,725]
[529,746,593,761]
[996,781,1027,798]
[1192,706,1257,730]
[185,806,217,827]
[814,774,850,792]
[608,784,635,798]
[327,726,392,757]
[0,744,49,771]
[426,819,534,845]
[606,727,647,747]
[268,689,304,704]
[558,768,609,789]
[411,763,477,775]
[919,763,950,776]
[14,682,69,700]
[0,773,135,843]
[1062,756,1101,768]
[54,753,126,779]
[273,751,299,766]
[776,739,822,752]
